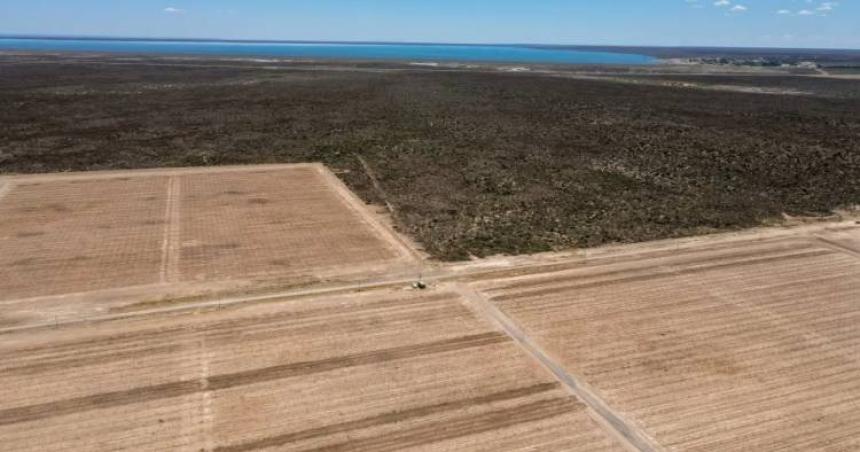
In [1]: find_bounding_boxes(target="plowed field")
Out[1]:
[0,288,623,451]
[2,161,859,450]
[0,164,415,309]
[473,233,860,451]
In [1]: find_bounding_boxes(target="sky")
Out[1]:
[0,0,857,49]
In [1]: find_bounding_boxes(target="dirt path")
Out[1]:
[3,219,856,336]
[453,283,662,452]
[0,180,13,202]
[314,162,425,263]
[1,164,858,450]
[355,154,397,216]
[159,176,182,284]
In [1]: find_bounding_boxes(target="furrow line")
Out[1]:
[454,284,662,452]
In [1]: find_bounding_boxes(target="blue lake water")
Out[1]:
[0,38,656,65]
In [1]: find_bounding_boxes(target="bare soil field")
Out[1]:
[1,54,858,260]
[0,287,624,451]
[0,164,416,319]
[0,171,857,450]
[2,53,860,450]
[471,225,860,451]
[0,175,167,298]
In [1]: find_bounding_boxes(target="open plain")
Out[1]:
[0,288,626,451]
[2,53,859,260]
[470,228,860,451]
[1,162,859,450]
[0,164,417,325]
[2,53,860,450]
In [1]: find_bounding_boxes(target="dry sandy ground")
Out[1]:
[0,288,623,451]
[0,164,419,326]
[471,225,860,451]
[1,164,859,451]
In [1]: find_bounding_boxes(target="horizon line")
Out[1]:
[1,33,859,52]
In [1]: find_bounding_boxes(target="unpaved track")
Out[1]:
[0,179,13,202]
[472,230,860,451]
[0,288,624,451]
[1,164,859,451]
[0,164,418,319]
[454,283,662,452]
[159,176,182,284]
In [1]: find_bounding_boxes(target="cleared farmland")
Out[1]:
[0,164,417,321]
[0,176,167,299]
[177,167,412,282]
[472,232,860,451]
[0,288,624,451]
[2,162,860,450]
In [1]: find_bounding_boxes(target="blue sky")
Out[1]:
[1,1,857,48]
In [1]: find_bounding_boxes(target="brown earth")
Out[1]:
[0,175,167,298]
[0,165,416,306]
[2,53,860,451]
[471,228,860,451]
[0,165,858,450]
[0,288,623,451]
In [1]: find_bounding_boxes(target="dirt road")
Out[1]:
[1,165,859,450]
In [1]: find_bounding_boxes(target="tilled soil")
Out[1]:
[0,165,413,302]
[2,54,858,260]
[472,234,860,451]
[0,288,624,451]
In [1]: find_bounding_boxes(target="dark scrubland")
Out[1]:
[1,55,859,260]
[560,45,860,65]
[616,74,860,98]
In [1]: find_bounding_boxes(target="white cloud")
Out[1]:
[163,7,185,14]
[771,1,839,17]
[688,0,841,18]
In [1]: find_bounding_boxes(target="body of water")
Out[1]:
[0,37,656,65]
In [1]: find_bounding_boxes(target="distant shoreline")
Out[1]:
[2,34,858,53]
[0,37,656,66]
[3,36,860,67]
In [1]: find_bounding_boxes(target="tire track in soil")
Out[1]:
[314,164,423,263]
[304,397,579,452]
[160,176,182,284]
[0,180,13,203]
[482,241,818,294]
[215,382,561,452]
[0,332,507,427]
[454,283,664,452]
[196,333,215,452]
[490,248,833,304]
[814,235,860,259]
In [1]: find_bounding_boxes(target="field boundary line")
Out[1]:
[1,163,321,183]
[313,163,423,263]
[0,276,422,335]
[0,180,13,202]
[451,283,663,452]
[0,231,813,308]
[2,220,855,335]
[460,223,860,284]
[813,235,860,259]
[198,333,215,451]
[160,176,182,284]
[355,154,397,216]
